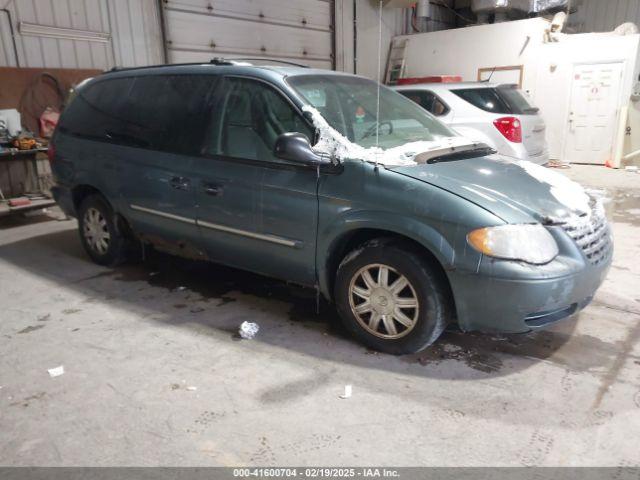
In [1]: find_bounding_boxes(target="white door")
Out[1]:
[563,63,624,165]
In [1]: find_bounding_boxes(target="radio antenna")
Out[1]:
[375,0,383,169]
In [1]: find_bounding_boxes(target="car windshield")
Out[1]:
[287,74,456,149]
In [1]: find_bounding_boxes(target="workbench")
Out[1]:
[0,147,56,218]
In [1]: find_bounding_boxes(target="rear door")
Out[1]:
[193,76,319,285]
[113,74,216,256]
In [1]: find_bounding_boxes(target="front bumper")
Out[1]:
[449,227,613,333]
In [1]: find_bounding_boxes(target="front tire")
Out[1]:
[334,239,451,354]
[77,194,129,266]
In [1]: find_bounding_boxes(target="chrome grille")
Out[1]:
[561,203,612,266]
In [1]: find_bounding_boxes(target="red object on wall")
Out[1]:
[39,107,60,138]
[396,75,463,85]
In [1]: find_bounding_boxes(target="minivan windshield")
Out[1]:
[287,75,456,149]
[452,85,539,115]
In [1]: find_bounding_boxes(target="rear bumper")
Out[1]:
[449,245,612,333]
[51,184,76,218]
[502,148,549,165]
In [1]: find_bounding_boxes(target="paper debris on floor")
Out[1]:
[47,366,64,378]
[239,321,259,339]
[339,385,352,399]
[186,386,197,391]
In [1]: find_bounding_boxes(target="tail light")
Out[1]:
[493,117,522,143]
[47,142,56,166]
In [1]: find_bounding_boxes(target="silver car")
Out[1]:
[394,82,549,165]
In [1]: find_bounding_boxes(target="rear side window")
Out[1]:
[399,90,449,116]
[60,74,217,155]
[451,86,538,115]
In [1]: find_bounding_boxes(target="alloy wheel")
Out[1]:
[348,263,419,339]
[83,207,111,255]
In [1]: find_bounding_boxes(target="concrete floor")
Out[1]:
[0,165,639,466]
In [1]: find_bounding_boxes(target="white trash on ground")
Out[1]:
[186,386,197,391]
[339,385,352,399]
[48,366,65,378]
[238,321,260,339]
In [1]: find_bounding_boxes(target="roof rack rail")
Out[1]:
[209,57,239,65]
[224,57,310,68]
[106,62,212,74]
[104,57,308,75]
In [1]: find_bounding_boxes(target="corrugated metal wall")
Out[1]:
[108,0,164,67]
[0,0,163,69]
[0,0,454,76]
[569,0,640,32]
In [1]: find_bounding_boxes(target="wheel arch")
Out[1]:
[72,184,133,238]
[71,184,104,211]
[321,224,456,317]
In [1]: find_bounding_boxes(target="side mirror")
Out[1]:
[274,132,327,166]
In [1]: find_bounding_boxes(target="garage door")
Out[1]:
[162,0,334,69]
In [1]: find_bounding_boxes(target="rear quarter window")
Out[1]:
[59,74,217,155]
[59,77,134,141]
[451,86,538,115]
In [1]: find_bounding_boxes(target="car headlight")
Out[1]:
[467,224,559,264]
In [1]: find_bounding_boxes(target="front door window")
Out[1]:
[208,78,314,163]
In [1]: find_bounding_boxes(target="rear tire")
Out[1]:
[334,239,451,354]
[77,194,130,266]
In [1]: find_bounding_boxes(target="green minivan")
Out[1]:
[50,61,612,354]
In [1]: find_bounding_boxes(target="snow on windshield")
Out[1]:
[304,106,603,220]
[302,106,473,167]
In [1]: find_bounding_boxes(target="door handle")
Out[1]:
[202,182,223,197]
[170,176,190,191]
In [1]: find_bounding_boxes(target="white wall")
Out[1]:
[397,18,549,89]
[394,18,640,161]
[0,0,163,69]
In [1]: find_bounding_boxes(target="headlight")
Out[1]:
[467,224,559,264]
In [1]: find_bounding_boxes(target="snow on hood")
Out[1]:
[514,161,593,216]
[514,160,610,228]
[302,106,472,166]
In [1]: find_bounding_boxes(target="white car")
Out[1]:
[394,82,549,165]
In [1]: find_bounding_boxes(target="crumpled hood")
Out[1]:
[391,154,594,225]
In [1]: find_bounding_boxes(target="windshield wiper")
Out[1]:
[425,146,496,164]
